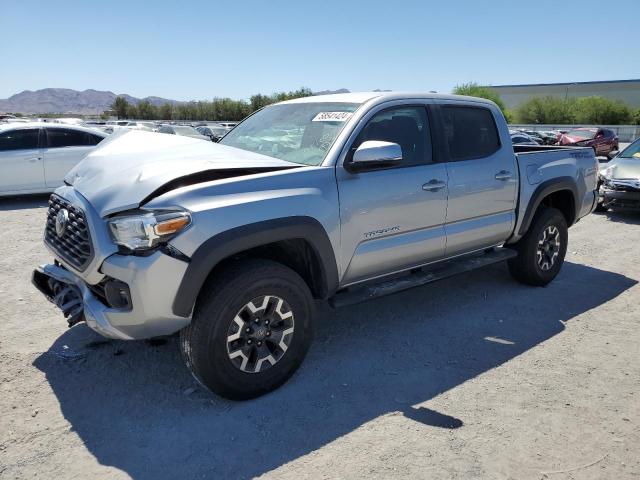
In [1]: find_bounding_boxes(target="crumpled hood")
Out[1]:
[65,130,299,216]
[606,158,640,180]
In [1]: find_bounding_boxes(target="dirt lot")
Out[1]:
[0,195,638,480]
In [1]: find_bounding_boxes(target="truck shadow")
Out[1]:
[33,261,635,479]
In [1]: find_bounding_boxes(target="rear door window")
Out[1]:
[0,128,40,151]
[46,128,91,148]
[441,106,501,161]
[85,133,104,146]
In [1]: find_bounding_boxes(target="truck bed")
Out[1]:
[510,144,598,243]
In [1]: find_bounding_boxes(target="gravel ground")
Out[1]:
[0,194,639,480]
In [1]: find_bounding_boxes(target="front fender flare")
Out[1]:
[172,216,338,317]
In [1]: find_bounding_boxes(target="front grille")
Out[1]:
[45,195,93,271]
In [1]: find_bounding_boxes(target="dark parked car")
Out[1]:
[558,128,618,156]
[519,130,557,145]
[510,132,539,146]
[195,125,228,142]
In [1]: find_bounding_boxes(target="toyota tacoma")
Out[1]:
[33,92,598,399]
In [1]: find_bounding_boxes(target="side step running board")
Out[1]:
[329,248,517,308]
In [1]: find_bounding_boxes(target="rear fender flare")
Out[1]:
[518,177,578,236]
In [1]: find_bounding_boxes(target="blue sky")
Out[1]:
[1,0,638,101]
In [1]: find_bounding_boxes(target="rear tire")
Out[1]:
[180,259,315,400]
[508,207,568,286]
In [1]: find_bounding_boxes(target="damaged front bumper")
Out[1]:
[601,182,640,210]
[32,263,133,339]
[32,250,192,340]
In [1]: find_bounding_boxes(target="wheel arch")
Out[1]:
[518,177,578,236]
[172,216,339,318]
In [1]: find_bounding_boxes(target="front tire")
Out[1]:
[508,207,568,286]
[180,259,315,400]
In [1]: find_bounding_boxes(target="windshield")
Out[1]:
[566,129,596,139]
[220,102,360,165]
[618,139,640,159]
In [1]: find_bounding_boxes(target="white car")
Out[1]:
[0,122,108,196]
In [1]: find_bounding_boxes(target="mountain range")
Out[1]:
[0,88,355,115]
[0,88,181,115]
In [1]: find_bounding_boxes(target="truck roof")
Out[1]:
[280,91,497,107]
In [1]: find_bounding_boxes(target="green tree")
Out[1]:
[125,103,138,119]
[633,109,640,125]
[103,86,313,122]
[250,94,271,112]
[453,82,511,120]
[249,88,313,113]
[136,100,156,120]
[515,96,575,124]
[159,103,173,120]
[571,96,631,125]
[111,96,130,119]
[515,95,634,125]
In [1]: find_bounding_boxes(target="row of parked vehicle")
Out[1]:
[84,119,238,142]
[510,127,620,158]
[0,113,632,209]
[0,117,242,196]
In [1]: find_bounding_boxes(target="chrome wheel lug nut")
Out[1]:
[247,339,252,344]
[266,331,270,336]
[245,327,250,333]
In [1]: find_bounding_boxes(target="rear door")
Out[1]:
[337,103,449,285]
[43,128,103,187]
[0,127,45,192]
[438,104,518,256]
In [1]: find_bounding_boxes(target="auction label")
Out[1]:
[312,111,353,122]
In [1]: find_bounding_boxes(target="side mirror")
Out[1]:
[607,150,619,160]
[350,141,402,171]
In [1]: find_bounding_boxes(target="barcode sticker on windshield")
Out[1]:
[312,112,353,122]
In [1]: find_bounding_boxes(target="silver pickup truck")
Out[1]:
[33,92,598,399]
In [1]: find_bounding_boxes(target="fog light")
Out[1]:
[104,280,132,309]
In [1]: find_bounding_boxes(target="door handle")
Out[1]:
[27,157,42,163]
[495,170,512,181]
[422,179,446,192]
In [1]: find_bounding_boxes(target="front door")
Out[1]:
[337,105,448,285]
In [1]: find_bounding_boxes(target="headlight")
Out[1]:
[603,166,615,179]
[108,210,191,251]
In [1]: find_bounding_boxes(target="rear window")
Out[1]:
[0,128,39,151]
[86,133,104,145]
[46,128,95,148]
[442,106,500,161]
